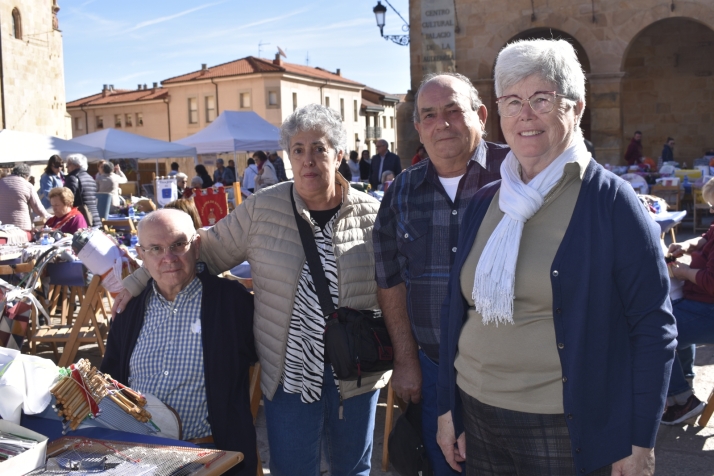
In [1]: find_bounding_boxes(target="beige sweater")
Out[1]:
[123,175,390,400]
[0,175,50,230]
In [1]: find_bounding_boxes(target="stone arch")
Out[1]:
[11,7,22,40]
[488,28,592,143]
[621,17,714,161]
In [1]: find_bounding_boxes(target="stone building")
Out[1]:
[67,56,400,175]
[0,0,68,138]
[403,0,714,165]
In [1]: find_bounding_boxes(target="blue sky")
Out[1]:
[59,0,411,102]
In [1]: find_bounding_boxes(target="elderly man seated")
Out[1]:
[100,209,257,475]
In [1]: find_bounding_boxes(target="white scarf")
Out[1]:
[472,139,589,325]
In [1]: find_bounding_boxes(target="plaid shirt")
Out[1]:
[129,265,210,440]
[373,140,509,361]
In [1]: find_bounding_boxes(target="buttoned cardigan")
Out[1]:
[437,159,677,474]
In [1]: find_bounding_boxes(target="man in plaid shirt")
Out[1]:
[373,73,509,475]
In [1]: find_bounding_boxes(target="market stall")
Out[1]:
[0,130,103,164]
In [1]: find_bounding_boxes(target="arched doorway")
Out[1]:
[622,18,714,162]
[493,29,592,144]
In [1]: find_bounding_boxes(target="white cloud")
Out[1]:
[128,2,226,32]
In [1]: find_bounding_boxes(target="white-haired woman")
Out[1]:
[437,39,676,475]
[64,153,100,228]
[112,104,389,476]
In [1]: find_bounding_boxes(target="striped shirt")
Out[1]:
[281,211,340,403]
[129,265,210,440]
[373,140,509,361]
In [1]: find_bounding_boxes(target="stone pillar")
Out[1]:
[473,79,497,140]
[588,73,625,165]
[397,90,420,165]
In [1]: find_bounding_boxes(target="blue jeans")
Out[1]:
[419,350,461,476]
[263,368,379,476]
[668,298,714,397]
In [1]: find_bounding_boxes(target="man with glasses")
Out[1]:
[373,73,508,475]
[101,209,257,475]
[369,139,402,190]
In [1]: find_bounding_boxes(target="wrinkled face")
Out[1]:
[176,177,187,189]
[136,217,200,297]
[376,141,388,155]
[414,77,486,163]
[499,75,582,171]
[50,196,70,216]
[288,129,341,200]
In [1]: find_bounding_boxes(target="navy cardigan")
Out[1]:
[101,268,257,476]
[437,159,677,474]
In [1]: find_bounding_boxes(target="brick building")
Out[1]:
[402,0,714,165]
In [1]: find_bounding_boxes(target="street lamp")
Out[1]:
[372,1,409,46]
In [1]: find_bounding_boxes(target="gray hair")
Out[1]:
[494,39,586,105]
[280,104,347,155]
[12,163,31,178]
[175,172,188,180]
[101,163,113,174]
[65,153,88,171]
[137,208,195,241]
[413,72,484,123]
[190,176,204,188]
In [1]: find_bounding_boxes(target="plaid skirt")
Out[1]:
[459,388,612,476]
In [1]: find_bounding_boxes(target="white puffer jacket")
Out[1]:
[123,175,390,400]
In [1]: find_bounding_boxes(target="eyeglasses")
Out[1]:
[496,91,569,117]
[138,235,197,258]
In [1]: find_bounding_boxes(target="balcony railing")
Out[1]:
[366,126,383,140]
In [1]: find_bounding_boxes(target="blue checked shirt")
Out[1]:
[129,264,210,440]
[373,140,509,361]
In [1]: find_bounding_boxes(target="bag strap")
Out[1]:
[290,185,336,317]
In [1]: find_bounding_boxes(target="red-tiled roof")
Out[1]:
[363,85,401,102]
[361,98,384,109]
[161,56,364,87]
[67,88,169,108]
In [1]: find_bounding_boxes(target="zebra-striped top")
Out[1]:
[280,209,340,403]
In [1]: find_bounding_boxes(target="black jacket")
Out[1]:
[338,158,352,181]
[65,168,100,227]
[369,151,402,190]
[101,268,257,475]
[359,159,371,181]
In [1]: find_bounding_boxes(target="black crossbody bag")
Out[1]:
[290,186,393,386]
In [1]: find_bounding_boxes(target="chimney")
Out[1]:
[201,63,207,71]
[138,84,142,90]
[143,84,147,90]
[153,82,158,89]
[102,84,108,97]
[336,68,341,76]
[110,84,114,91]
[273,53,283,66]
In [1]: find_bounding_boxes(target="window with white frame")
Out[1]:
[340,98,345,121]
[125,114,133,127]
[268,90,279,107]
[114,114,122,128]
[74,117,83,131]
[240,92,251,109]
[188,98,198,124]
[354,99,358,122]
[325,96,330,108]
[382,116,387,129]
[136,113,144,127]
[292,92,297,111]
[390,116,394,129]
[96,116,104,129]
[205,96,216,122]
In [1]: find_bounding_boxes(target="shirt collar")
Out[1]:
[151,263,204,306]
[417,140,487,189]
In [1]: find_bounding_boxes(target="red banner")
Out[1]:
[193,187,229,227]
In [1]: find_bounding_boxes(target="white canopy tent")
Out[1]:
[174,111,281,154]
[0,129,103,164]
[69,128,197,162]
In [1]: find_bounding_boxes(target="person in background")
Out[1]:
[584,138,596,161]
[0,163,50,233]
[661,176,714,425]
[213,158,236,186]
[101,209,257,474]
[338,155,352,181]
[194,164,214,189]
[269,152,288,182]
[369,139,402,191]
[625,130,643,166]
[28,176,35,186]
[183,177,204,199]
[359,150,371,181]
[94,159,107,180]
[65,153,101,228]
[253,151,278,191]
[96,162,128,209]
[164,197,202,230]
[168,162,179,177]
[374,71,508,476]
[113,104,389,476]
[661,137,675,163]
[347,151,361,181]
[227,159,237,178]
[45,187,87,234]
[175,173,188,197]
[437,39,674,475]
[39,155,65,209]
[379,170,394,190]
[411,144,428,166]
[242,158,258,193]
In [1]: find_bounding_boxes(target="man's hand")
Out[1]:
[111,288,133,319]
[437,411,466,472]
[391,352,422,403]
[611,446,654,476]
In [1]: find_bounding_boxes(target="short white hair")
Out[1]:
[65,153,88,171]
[494,39,586,104]
[137,208,195,240]
[175,172,188,180]
[280,104,347,156]
[413,72,484,123]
